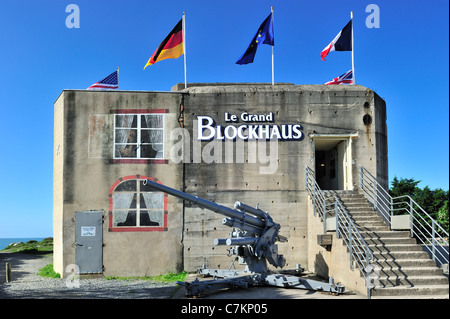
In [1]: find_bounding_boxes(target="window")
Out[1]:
[114,113,164,160]
[109,176,168,232]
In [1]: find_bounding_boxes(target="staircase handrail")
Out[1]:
[359,165,449,268]
[305,166,374,298]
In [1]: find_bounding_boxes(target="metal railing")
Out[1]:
[359,165,449,268]
[304,166,335,233]
[305,166,374,298]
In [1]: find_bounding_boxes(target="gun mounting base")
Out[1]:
[178,264,345,297]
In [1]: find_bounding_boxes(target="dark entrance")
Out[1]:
[313,136,352,190]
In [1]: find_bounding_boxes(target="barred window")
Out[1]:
[114,114,164,159]
[109,177,167,232]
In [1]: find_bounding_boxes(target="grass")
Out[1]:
[36,265,187,282]
[38,263,61,278]
[147,271,188,283]
[2,238,188,284]
[105,271,188,283]
[1,237,53,253]
[2,238,60,278]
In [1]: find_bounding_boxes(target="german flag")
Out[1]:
[144,19,184,69]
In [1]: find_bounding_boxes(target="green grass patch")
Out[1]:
[38,263,61,278]
[1,237,53,253]
[105,271,188,283]
[148,271,188,283]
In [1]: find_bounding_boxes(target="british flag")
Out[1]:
[87,70,119,90]
[324,70,353,85]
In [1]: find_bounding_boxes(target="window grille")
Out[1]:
[114,114,164,160]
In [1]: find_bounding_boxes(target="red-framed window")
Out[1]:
[108,175,168,232]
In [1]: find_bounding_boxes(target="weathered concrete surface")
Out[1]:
[54,84,387,286]
[54,90,184,278]
[306,196,369,296]
[179,84,387,273]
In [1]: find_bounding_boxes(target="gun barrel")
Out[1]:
[226,237,258,246]
[222,218,262,234]
[143,179,265,229]
[213,238,227,246]
[234,201,267,219]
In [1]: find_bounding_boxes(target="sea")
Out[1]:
[0,238,46,250]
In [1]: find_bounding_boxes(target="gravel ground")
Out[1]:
[0,252,179,299]
[0,252,367,301]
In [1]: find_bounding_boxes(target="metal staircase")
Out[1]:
[337,191,449,298]
[306,166,449,299]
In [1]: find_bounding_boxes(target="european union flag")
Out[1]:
[236,12,274,65]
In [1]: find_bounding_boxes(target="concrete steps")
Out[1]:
[377,275,448,287]
[369,285,450,299]
[369,244,426,253]
[330,190,449,299]
[376,266,444,277]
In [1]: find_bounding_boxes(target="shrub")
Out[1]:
[38,263,61,278]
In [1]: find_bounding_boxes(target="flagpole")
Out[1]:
[117,67,120,89]
[183,11,187,89]
[351,11,355,85]
[271,6,274,86]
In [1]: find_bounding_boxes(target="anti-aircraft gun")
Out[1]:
[143,179,345,297]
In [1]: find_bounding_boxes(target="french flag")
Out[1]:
[321,19,352,61]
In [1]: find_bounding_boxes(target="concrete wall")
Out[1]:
[307,198,368,295]
[178,84,387,272]
[53,90,184,277]
[53,92,65,274]
[54,83,387,281]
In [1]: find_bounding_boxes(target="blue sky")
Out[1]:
[0,0,448,238]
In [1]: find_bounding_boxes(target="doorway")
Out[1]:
[312,135,354,190]
[75,210,103,274]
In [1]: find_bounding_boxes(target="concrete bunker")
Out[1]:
[53,84,387,286]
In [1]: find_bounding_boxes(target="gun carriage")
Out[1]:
[143,179,345,297]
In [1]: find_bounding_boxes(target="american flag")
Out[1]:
[324,70,353,85]
[87,70,119,90]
